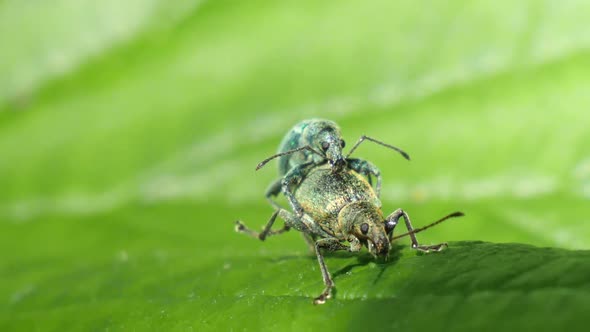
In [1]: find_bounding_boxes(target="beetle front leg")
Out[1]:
[313,237,349,305]
[264,178,283,210]
[281,162,315,217]
[385,208,447,252]
[347,158,382,197]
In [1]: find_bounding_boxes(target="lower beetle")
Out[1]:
[236,163,463,304]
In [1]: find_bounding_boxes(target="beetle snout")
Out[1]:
[375,239,390,257]
[368,236,390,257]
[324,141,345,171]
[329,157,346,171]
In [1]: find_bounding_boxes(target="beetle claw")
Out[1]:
[235,221,246,232]
[313,294,328,305]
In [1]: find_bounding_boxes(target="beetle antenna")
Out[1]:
[392,211,464,240]
[345,135,410,161]
[256,146,324,171]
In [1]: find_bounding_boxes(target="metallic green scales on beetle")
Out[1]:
[257,119,410,216]
[237,120,464,304]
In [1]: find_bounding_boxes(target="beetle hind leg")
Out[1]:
[236,208,324,241]
[235,210,289,241]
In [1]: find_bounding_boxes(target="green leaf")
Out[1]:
[2,203,590,330]
[2,0,590,330]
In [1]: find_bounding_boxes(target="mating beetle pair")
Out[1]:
[236,119,463,304]
[257,119,409,216]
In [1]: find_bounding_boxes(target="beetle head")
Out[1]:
[339,201,391,258]
[304,119,346,171]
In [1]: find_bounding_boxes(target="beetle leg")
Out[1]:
[385,208,447,252]
[281,162,315,218]
[347,158,382,197]
[235,210,288,241]
[236,209,327,241]
[264,178,283,209]
[302,233,317,254]
[277,209,329,237]
[313,237,349,305]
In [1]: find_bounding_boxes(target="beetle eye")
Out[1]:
[385,220,397,234]
[360,223,369,235]
[321,141,330,151]
[340,139,346,148]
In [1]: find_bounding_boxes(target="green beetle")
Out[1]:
[237,163,463,304]
[257,119,410,218]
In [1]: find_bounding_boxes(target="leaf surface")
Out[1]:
[2,0,590,330]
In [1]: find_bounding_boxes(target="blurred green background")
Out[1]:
[2,0,590,330]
